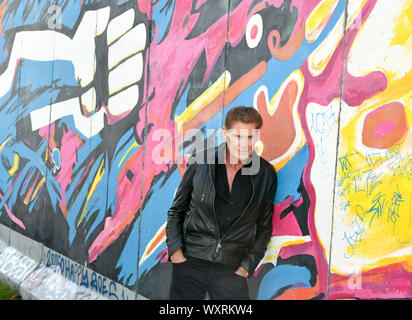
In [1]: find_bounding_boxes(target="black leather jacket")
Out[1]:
[166,143,277,275]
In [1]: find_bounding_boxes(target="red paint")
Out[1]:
[250,24,259,39]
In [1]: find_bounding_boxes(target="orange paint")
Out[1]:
[362,102,408,149]
[268,22,306,61]
[257,80,299,161]
[0,0,7,38]
[31,177,46,201]
[276,277,320,300]
[23,174,39,205]
[146,226,166,255]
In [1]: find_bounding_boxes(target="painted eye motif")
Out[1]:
[246,13,263,49]
[52,148,61,174]
[362,102,408,149]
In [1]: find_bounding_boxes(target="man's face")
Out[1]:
[223,121,260,164]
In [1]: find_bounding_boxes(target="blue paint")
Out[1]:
[152,0,176,45]
[257,264,312,300]
[0,0,348,295]
[225,0,346,111]
[275,144,309,203]
[116,168,180,284]
[173,85,190,119]
[0,1,84,64]
[66,149,107,245]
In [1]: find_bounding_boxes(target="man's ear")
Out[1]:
[222,127,227,140]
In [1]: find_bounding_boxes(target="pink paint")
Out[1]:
[301,0,386,108]
[0,191,25,230]
[275,195,295,213]
[38,126,49,140]
[328,266,412,299]
[290,0,323,31]
[38,123,85,218]
[55,128,84,217]
[14,58,21,80]
[89,0,264,263]
[27,173,40,197]
[296,0,381,296]
[87,0,377,267]
[157,248,169,263]
[294,195,304,207]
[19,170,35,196]
[278,241,314,259]
[195,0,207,10]
[254,264,266,276]
[272,196,303,237]
[373,121,395,138]
[7,171,21,196]
[137,0,152,18]
[251,25,259,40]
[87,0,329,264]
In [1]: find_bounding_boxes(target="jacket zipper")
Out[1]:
[209,166,255,260]
[209,164,221,261]
[215,240,222,256]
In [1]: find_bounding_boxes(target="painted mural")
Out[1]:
[0,0,411,300]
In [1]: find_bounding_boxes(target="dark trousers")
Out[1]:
[169,256,250,300]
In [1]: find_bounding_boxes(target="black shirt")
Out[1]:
[214,160,252,237]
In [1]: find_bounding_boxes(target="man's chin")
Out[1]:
[228,154,251,164]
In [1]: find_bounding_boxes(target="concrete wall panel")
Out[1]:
[0,0,411,300]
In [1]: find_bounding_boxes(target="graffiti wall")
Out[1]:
[0,0,411,300]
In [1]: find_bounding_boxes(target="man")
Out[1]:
[166,106,277,300]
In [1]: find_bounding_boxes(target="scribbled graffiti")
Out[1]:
[0,0,411,300]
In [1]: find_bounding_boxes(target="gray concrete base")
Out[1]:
[19,265,106,300]
[0,225,147,300]
[0,242,39,292]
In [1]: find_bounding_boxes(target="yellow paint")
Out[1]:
[333,71,412,273]
[8,153,19,176]
[78,158,105,227]
[174,71,231,130]
[260,236,311,267]
[118,141,139,168]
[254,140,264,156]
[314,0,412,275]
[306,0,340,43]
[391,1,412,46]
[24,187,34,205]
[24,175,38,205]
[31,177,46,201]
[308,0,368,77]
[140,222,167,265]
[308,13,343,77]
[335,109,412,270]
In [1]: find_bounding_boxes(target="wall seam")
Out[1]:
[222,0,231,132]
[23,0,61,294]
[85,0,101,274]
[135,5,154,301]
[326,0,349,300]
